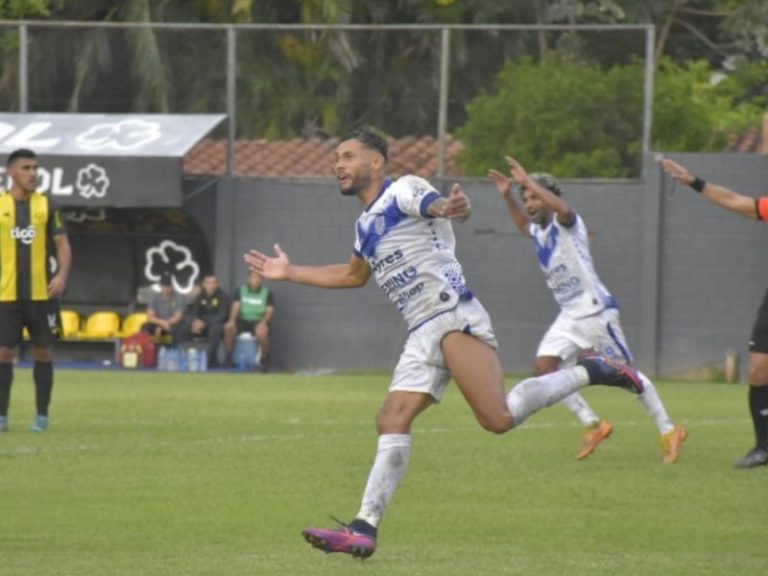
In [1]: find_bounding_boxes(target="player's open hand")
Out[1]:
[505,156,531,188]
[47,273,67,298]
[660,158,694,186]
[488,169,513,198]
[244,244,290,280]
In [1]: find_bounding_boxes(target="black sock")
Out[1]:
[33,361,53,417]
[349,519,377,538]
[749,385,768,450]
[0,362,13,417]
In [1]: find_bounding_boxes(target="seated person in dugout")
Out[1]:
[142,272,188,345]
[185,273,230,367]
[224,270,275,371]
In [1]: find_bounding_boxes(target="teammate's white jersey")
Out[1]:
[353,176,473,331]
[529,213,617,319]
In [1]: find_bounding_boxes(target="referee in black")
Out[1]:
[0,149,71,432]
[662,157,768,469]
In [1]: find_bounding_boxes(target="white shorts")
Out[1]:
[537,307,633,367]
[390,298,497,402]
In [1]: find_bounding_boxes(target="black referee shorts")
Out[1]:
[0,299,61,349]
[749,287,768,354]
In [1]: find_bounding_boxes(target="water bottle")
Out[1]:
[188,347,199,372]
[178,347,188,372]
[168,348,178,371]
[158,346,167,371]
[199,349,208,372]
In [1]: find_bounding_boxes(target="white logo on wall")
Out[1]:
[76,163,110,198]
[1,164,109,199]
[75,119,161,151]
[144,239,200,294]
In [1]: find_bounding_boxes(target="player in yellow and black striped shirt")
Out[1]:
[0,148,71,433]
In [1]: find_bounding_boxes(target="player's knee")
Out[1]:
[376,404,416,434]
[532,357,559,377]
[477,411,514,434]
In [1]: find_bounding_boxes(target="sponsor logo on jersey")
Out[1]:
[381,266,418,295]
[395,282,425,310]
[10,225,36,245]
[372,249,404,274]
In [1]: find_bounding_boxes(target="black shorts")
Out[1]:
[236,318,259,335]
[0,300,61,348]
[749,287,768,354]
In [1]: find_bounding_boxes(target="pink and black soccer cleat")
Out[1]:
[577,351,644,395]
[302,518,377,559]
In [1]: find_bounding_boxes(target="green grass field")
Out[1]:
[1,368,765,576]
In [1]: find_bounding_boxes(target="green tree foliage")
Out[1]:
[456,55,763,177]
[456,57,644,178]
[1,0,766,153]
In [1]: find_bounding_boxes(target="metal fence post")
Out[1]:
[436,28,451,181]
[18,23,28,112]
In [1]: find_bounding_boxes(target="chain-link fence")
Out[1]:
[0,21,653,178]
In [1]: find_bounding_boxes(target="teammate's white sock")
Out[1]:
[357,433,411,528]
[506,366,590,427]
[561,392,601,427]
[636,371,675,434]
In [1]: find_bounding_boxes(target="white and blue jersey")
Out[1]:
[529,213,617,319]
[353,176,473,331]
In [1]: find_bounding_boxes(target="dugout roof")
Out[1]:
[0,113,225,208]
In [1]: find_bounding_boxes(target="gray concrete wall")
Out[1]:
[206,154,768,378]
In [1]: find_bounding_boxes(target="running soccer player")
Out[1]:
[244,128,645,559]
[489,156,687,463]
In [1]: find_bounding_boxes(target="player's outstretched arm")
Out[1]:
[489,168,530,235]
[661,158,759,220]
[244,244,371,288]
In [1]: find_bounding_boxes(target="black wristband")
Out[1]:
[690,177,706,193]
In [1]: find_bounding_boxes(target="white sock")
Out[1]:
[636,371,675,434]
[506,366,590,427]
[561,392,601,427]
[357,434,411,527]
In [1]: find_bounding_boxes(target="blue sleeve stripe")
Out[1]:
[420,192,441,218]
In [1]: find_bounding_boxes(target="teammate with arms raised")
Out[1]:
[245,128,644,559]
[490,156,687,463]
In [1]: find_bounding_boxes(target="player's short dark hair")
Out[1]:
[518,172,564,197]
[342,127,388,162]
[7,148,37,166]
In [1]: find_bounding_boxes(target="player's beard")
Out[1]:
[339,171,371,197]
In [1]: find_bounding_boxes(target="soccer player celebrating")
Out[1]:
[245,128,645,559]
[0,149,71,432]
[662,157,768,469]
[489,157,687,463]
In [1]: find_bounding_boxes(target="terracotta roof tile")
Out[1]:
[183,135,466,178]
[186,115,767,178]
[724,113,768,154]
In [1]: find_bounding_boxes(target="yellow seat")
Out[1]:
[60,309,81,338]
[78,311,121,339]
[121,312,148,337]
[22,327,30,340]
